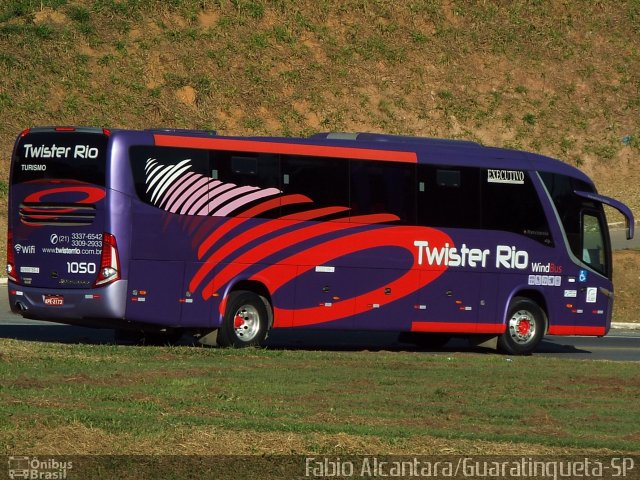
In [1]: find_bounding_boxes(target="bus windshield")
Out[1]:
[540,172,611,278]
[582,211,607,275]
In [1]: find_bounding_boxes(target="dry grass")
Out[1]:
[3,421,627,456]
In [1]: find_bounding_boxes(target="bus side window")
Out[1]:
[280,155,349,220]
[210,151,279,189]
[129,146,209,208]
[482,170,552,245]
[350,160,415,224]
[209,151,281,218]
[417,165,481,229]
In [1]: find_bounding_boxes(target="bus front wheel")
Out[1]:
[218,290,270,348]
[498,297,546,355]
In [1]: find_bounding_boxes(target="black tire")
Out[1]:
[498,297,546,355]
[398,332,452,350]
[218,290,270,348]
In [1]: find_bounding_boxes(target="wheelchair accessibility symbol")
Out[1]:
[579,270,588,282]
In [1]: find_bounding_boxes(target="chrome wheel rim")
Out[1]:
[233,304,261,342]
[508,309,536,344]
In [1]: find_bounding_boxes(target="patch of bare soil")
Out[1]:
[175,86,197,107]
[197,11,219,29]
[33,8,67,25]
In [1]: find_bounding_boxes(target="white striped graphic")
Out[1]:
[144,158,281,217]
[145,158,192,205]
[213,188,282,216]
[160,172,199,210]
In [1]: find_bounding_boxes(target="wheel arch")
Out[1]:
[507,288,550,334]
[228,280,274,328]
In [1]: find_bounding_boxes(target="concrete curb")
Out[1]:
[610,322,640,330]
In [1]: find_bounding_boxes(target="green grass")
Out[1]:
[1,339,639,455]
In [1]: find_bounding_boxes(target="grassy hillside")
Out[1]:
[1,1,639,186]
[0,0,639,317]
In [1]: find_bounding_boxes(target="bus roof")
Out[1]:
[106,128,595,187]
[308,132,592,184]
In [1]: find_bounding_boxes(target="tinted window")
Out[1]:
[211,151,279,189]
[350,160,415,223]
[417,166,552,243]
[482,169,552,245]
[209,151,281,217]
[418,165,481,228]
[130,146,209,209]
[540,172,595,256]
[13,132,107,185]
[280,155,349,220]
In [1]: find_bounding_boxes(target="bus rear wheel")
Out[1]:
[498,297,545,355]
[218,290,270,348]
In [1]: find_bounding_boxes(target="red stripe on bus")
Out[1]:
[191,218,314,293]
[547,325,606,336]
[196,194,314,258]
[279,206,350,221]
[411,322,505,334]
[197,218,247,259]
[200,221,360,299]
[240,194,312,218]
[23,186,105,204]
[338,213,401,224]
[154,135,418,163]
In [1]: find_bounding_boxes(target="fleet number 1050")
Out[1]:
[67,262,97,274]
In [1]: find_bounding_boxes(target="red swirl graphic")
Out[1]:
[23,186,106,205]
[208,225,453,328]
[252,227,452,327]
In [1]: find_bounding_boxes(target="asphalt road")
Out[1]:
[1,286,639,360]
[611,225,640,250]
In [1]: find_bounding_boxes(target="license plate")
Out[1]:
[43,295,64,306]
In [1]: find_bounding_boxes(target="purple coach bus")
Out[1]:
[6,127,635,354]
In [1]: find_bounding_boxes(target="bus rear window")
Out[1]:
[12,131,107,185]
